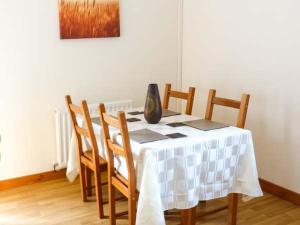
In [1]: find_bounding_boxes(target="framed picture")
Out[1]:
[58,0,120,39]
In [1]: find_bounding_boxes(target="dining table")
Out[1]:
[66,107,263,225]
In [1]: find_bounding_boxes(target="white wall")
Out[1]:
[182,0,300,193]
[0,0,179,180]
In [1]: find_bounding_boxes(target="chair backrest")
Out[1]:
[65,95,100,163]
[99,104,136,197]
[205,89,250,128]
[163,83,196,115]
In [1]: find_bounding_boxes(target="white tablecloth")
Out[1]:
[66,108,263,225]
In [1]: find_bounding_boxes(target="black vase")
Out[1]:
[144,84,162,124]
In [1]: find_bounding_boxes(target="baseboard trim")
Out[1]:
[2,171,300,207]
[0,169,66,191]
[259,178,300,206]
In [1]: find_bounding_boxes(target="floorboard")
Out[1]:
[1,178,300,225]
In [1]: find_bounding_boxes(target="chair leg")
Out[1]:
[109,185,116,225]
[94,171,105,219]
[79,164,88,202]
[228,193,238,225]
[181,206,196,225]
[128,196,137,225]
[86,168,93,197]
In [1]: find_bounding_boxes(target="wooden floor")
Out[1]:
[1,178,300,225]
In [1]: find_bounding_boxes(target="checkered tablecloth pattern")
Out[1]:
[67,109,263,225]
[137,132,250,209]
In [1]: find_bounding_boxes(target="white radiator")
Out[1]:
[54,99,133,169]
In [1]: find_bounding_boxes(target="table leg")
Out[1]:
[228,193,238,225]
[181,206,197,225]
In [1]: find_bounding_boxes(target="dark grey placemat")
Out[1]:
[127,111,144,115]
[165,133,187,139]
[183,119,229,131]
[129,129,169,144]
[127,118,141,122]
[166,122,186,127]
[162,109,181,118]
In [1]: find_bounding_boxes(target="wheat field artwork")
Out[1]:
[59,0,120,39]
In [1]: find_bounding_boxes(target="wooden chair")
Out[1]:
[99,104,138,225]
[205,89,250,129]
[163,83,196,115]
[202,89,250,225]
[65,96,107,219]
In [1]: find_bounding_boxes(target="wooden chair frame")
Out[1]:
[65,96,107,219]
[203,89,250,225]
[99,104,137,225]
[205,89,250,128]
[163,83,196,115]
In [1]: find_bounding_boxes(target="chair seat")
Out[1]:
[84,150,107,167]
